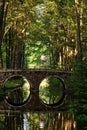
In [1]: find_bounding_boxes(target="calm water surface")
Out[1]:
[0,111,77,130]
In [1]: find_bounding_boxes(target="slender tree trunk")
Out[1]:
[0,1,5,69]
[75,0,82,61]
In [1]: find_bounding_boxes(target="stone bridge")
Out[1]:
[0,69,71,111]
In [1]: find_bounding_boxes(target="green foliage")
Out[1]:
[67,60,87,126]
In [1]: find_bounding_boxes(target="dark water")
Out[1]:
[0,111,77,130]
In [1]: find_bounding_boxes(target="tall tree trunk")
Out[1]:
[0,0,5,69]
[75,0,82,61]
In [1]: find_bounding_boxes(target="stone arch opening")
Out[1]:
[3,75,31,106]
[39,75,65,107]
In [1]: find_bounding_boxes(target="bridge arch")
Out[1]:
[39,75,65,107]
[4,75,31,107]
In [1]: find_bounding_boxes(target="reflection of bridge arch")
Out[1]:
[0,69,71,111]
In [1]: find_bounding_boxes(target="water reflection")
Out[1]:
[0,111,76,130]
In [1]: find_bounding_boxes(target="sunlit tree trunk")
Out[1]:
[75,0,82,61]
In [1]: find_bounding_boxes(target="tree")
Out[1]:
[3,0,32,69]
[75,0,82,61]
[0,0,6,69]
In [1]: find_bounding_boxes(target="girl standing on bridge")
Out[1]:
[40,54,46,65]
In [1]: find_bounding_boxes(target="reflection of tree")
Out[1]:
[0,112,76,130]
[45,112,76,130]
[0,112,23,130]
[39,76,63,105]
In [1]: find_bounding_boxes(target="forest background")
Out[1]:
[0,0,87,70]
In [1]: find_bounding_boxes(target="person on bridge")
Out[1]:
[40,54,46,66]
